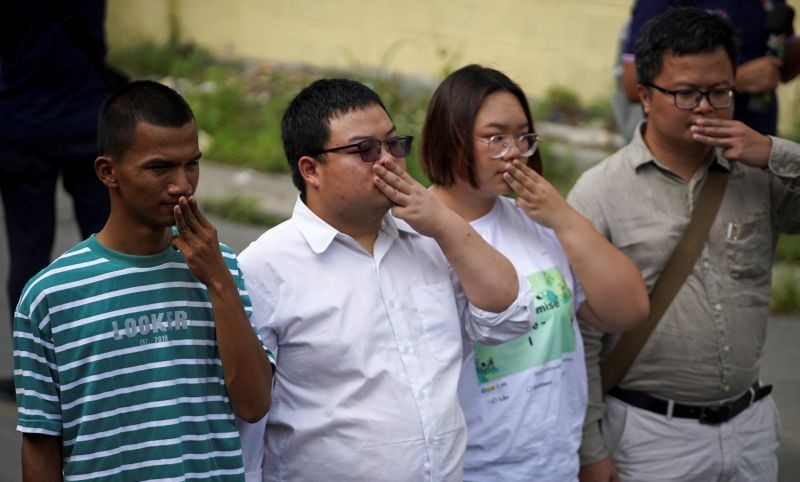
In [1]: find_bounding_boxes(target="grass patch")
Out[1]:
[111,41,594,189]
[776,234,800,263]
[532,85,614,129]
[204,195,286,228]
[771,263,800,315]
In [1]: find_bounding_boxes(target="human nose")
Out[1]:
[167,169,193,197]
[693,92,715,113]
[500,139,523,160]
[377,140,395,161]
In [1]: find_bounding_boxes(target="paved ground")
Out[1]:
[0,165,797,481]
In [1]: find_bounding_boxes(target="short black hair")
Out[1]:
[420,64,541,188]
[635,7,739,85]
[281,78,388,197]
[97,80,195,160]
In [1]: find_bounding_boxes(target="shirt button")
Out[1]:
[723,384,731,392]
[714,303,722,311]
[703,261,710,269]
[731,271,740,279]
[722,345,731,352]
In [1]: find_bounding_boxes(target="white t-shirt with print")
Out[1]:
[458,195,588,482]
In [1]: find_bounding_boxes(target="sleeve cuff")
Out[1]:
[465,271,534,344]
[579,420,610,466]
[767,136,800,178]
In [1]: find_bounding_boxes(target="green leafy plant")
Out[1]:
[533,85,583,125]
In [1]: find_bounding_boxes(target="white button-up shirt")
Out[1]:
[237,198,532,482]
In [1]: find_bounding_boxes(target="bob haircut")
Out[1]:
[420,64,542,188]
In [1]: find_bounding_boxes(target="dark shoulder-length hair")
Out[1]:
[420,64,542,188]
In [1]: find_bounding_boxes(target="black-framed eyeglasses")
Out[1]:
[645,83,736,110]
[311,135,414,162]
[474,133,539,159]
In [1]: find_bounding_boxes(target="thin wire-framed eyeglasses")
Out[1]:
[645,83,735,110]
[311,135,414,162]
[474,133,539,159]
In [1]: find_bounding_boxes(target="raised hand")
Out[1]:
[372,158,455,238]
[690,118,771,168]
[735,56,782,93]
[503,159,575,230]
[171,196,230,287]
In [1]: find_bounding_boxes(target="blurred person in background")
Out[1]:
[0,1,117,395]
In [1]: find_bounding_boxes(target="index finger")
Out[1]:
[507,159,542,182]
[187,196,212,229]
[379,158,412,181]
[691,118,738,129]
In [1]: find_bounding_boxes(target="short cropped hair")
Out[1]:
[97,80,195,160]
[281,78,389,197]
[635,7,739,86]
[420,64,541,188]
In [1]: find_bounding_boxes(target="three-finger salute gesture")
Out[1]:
[373,158,455,238]
[172,195,229,288]
[690,118,772,168]
[503,159,576,231]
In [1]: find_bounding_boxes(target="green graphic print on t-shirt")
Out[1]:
[474,267,575,384]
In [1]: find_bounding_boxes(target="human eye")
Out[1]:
[489,135,510,147]
[674,89,698,101]
[355,139,378,153]
[710,88,732,100]
[147,162,171,171]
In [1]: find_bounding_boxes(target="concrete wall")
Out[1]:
[106,0,800,134]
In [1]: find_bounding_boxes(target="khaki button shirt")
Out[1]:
[567,124,800,464]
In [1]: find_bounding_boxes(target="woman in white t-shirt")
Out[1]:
[419,64,649,481]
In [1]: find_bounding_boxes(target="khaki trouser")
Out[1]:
[602,393,780,482]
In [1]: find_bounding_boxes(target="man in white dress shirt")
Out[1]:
[236,78,534,481]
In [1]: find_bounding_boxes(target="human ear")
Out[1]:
[298,155,321,191]
[637,84,652,115]
[94,156,118,188]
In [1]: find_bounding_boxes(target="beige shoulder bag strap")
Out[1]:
[601,167,730,393]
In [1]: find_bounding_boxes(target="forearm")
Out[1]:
[781,37,800,82]
[432,211,518,313]
[554,211,648,332]
[22,434,62,482]
[579,324,611,465]
[621,60,639,102]
[208,277,272,423]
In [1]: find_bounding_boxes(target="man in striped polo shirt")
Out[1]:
[13,80,273,481]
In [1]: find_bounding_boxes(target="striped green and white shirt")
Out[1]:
[14,235,269,481]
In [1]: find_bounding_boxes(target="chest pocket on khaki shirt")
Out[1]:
[723,216,772,304]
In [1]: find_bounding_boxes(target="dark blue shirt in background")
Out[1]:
[0,0,111,144]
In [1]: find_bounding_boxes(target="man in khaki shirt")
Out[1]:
[568,8,800,482]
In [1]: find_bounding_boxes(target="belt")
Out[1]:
[608,383,772,425]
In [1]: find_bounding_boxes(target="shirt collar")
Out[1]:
[291,196,404,254]
[628,121,731,173]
